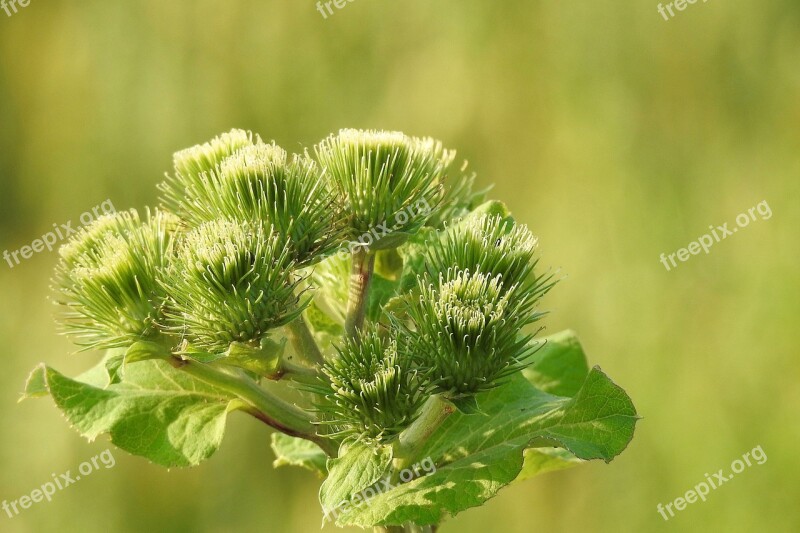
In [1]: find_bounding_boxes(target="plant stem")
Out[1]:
[373,527,404,533]
[395,395,454,467]
[344,248,376,338]
[286,314,326,366]
[171,357,336,456]
[279,357,325,386]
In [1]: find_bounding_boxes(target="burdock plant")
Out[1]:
[23,129,638,532]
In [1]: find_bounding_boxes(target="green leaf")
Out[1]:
[320,440,394,521]
[366,272,399,321]
[516,447,583,482]
[396,227,439,294]
[374,248,404,280]
[271,433,328,477]
[303,301,344,352]
[523,329,590,397]
[77,349,126,388]
[124,340,171,365]
[449,395,482,415]
[333,363,638,527]
[26,359,239,467]
[369,230,413,251]
[20,365,48,400]
[222,336,286,377]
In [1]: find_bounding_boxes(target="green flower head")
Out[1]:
[314,328,428,441]
[158,128,257,222]
[203,143,341,264]
[401,269,542,396]
[427,214,541,291]
[315,129,454,246]
[54,209,179,349]
[161,219,304,354]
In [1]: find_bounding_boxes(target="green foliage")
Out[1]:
[270,433,328,477]
[25,128,637,530]
[325,333,638,528]
[25,359,236,467]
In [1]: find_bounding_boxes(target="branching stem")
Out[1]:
[286,314,326,366]
[170,357,336,456]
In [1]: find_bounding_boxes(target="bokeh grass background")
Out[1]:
[1,1,798,532]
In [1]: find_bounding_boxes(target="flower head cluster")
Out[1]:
[51,128,554,446]
[160,128,256,213]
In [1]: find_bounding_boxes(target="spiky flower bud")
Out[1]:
[314,328,427,441]
[162,136,340,265]
[161,219,304,354]
[54,209,178,349]
[427,214,541,291]
[203,143,340,264]
[159,129,255,214]
[315,129,454,247]
[401,269,541,396]
[158,129,255,226]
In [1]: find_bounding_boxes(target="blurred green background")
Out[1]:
[1,1,798,532]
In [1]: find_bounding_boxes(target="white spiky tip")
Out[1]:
[434,269,510,330]
[335,128,406,149]
[58,210,141,265]
[173,128,255,178]
[219,142,287,181]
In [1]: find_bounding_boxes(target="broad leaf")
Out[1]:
[23,359,239,467]
[523,329,590,397]
[271,433,328,477]
[320,440,393,521]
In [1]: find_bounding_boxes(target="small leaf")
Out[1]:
[124,340,171,365]
[366,273,399,321]
[449,395,483,415]
[320,440,393,521]
[367,231,413,251]
[222,336,285,377]
[516,448,583,482]
[271,433,328,477]
[75,349,126,387]
[20,365,47,401]
[303,301,344,353]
